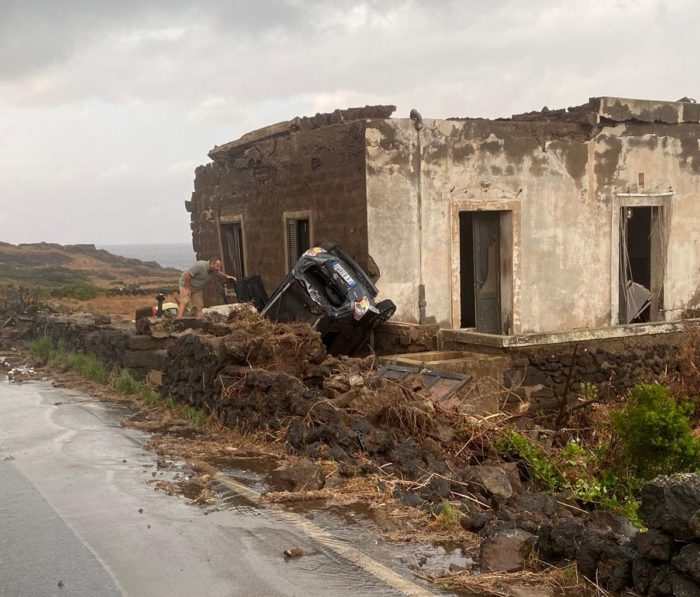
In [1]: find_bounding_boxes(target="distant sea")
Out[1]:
[98,243,196,271]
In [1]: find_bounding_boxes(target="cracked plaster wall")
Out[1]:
[366,118,700,333]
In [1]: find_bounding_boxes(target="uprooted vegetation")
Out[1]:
[25,314,700,595]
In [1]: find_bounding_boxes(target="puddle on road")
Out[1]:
[407,544,475,575]
[195,453,475,584]
[205,455,276,495]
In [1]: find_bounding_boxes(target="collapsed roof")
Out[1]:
[208,96,700,166]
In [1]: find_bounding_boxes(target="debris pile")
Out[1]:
[158,311,700,593]
[161,310,456,483]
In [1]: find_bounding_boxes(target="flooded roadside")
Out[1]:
[0,363,466,596]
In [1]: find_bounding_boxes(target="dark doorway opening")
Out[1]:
[459,211,502,333]
[619,206,664,324]
[459,212,475,328]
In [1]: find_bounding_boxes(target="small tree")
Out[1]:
[612,384,700,480]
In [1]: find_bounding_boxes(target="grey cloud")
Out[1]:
[2,0,700,245]
[0,0,308,82]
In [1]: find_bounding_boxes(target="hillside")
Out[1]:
[0,242,181,289]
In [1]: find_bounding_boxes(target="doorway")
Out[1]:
[618,206,665,324]
[459,211,504,333]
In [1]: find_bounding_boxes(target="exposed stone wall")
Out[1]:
[373,321,439,355]
[504,332,687,410]
[188,121,371,303]
[34,314,171,380]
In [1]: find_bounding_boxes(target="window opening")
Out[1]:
[220,222,245,279]
[287,218,310,269]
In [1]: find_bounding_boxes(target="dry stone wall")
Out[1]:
[504,332,688,410]
[34,314,171,379]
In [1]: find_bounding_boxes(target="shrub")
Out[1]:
[496,430,564,491]
[612,383,700,480]
[48,283,102,300]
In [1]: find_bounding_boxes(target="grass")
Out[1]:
[30,335,109,382]
[185,406,208,426]
[139,384,161,406]
[113,369,141,394]
[433,500,461,530]
[29,335,188,414]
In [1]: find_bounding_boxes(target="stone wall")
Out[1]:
[373,321,439,355]
[188,119,378,303]
[34,314,696,412]
[504,332,687,410]
[34,314,171,380]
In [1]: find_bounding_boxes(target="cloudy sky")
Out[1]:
[1,0,697,245]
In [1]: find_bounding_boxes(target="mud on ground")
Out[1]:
[2,313,613,597]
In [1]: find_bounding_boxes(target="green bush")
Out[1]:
[612,383,700,480]
[496,430,564,491]
[48,283,102,300]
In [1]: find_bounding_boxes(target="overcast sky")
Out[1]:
[1,0,697,245]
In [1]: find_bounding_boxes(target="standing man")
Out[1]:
[177,258,236,319]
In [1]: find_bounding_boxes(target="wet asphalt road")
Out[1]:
[0,378,439,597]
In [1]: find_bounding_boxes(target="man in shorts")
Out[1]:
[177,258,236,319]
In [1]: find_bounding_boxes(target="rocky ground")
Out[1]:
[3,311,700,596]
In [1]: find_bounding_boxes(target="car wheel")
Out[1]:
[376,299,396,321]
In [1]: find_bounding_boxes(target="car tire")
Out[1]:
[376,299,396,321]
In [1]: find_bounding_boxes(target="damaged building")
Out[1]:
[187,97,700,345]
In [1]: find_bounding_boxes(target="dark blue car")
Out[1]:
[261,243,395,355]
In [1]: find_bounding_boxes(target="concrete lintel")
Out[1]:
[440,319,700,348]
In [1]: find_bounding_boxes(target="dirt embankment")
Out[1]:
[163,311,462,490]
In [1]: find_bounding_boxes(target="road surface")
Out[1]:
[0,377,440,597]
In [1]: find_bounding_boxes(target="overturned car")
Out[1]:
[261,243,395,355]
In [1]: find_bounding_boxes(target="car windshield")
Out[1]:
[303,264,345,308]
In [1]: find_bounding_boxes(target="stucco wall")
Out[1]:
[365,113,700,334]
[189,121,370,298]
[365,120,421,322]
